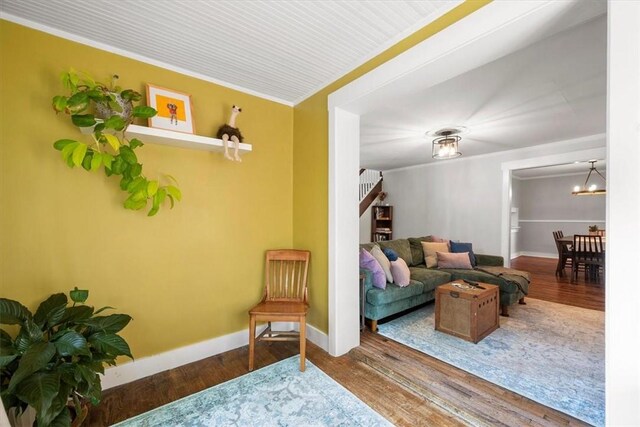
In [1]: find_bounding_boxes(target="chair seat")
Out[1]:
[249,301,309,316]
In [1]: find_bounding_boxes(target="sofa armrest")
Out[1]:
[475,254,504,267]
[360,268,374,292]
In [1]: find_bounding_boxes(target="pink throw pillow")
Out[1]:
[359,248,387,289]
[390,258,411,287]
[437,251,473,269]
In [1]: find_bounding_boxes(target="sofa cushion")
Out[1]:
[450,241,476,266]
[366,280,424,305]
[382,248,398,261]
[408,267,452,293]
[408,236,430,266]
[390,258,411,286]
[360,242,376,252]
[378,239,413,266]
[437,251,473,269]
[421,241,449,268]
[370,245,393,283]
[359,248,386,289]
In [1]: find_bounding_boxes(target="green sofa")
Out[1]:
[360,237,529,331]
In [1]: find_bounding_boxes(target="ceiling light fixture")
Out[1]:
[431,129,462,160]
[572,160,606,196]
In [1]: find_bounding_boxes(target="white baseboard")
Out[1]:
[102,322,328,390]
[513,251,557,259]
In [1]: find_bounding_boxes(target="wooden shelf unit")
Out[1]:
[371,205,393,242]
[81,124,253,153]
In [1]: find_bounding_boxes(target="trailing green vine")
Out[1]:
[52,69,181,216]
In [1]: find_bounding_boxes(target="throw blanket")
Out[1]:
[476,266,531,296]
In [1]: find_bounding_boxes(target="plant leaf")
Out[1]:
[132,105,157,118]
[54,331,89,356]
[59,305,94,324]
[167,194,175,209]
[104,115,126,131]
[82,314,132,334]
[126,177,147,194]
[103,134,121,152]
[90,152,102,171]
[128,163,142,178]
[66,92,89,114]
[33,293,67,329]
[82,152,93,171]
[71,143,88,167]
[15,372,61,426]
[60,142,79,163]
[119,146,138,164]
[53,139,75,151]
[166,185,182,201]
[48,398,72,427]
[94,306,114,315]
[120,89,142,102]
[8,342,56,391]
[71,114,96,128]
[0,298,31,325]
[88,332,132,358]
[129,138,144,149]
[102,153,114,170]
[52,96,67,113]
[147,180,159,197]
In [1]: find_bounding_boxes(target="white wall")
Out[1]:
[515,174,606,257]
[382,135,605,256]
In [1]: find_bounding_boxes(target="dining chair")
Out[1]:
[552,230,572,277]
[572,235,605,283]
[248,249,310,372]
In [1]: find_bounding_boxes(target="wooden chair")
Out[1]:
[248,249,310,372]
[552,230,572,277]
[572,235,605,283]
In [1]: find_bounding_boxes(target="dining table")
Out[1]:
[558,235,607,246]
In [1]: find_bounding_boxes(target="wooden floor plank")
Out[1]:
[87,256,598,426]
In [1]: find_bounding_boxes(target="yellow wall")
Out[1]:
[293,0,491,331]
[0,21,293,358]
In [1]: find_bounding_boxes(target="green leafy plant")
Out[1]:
[52,69,182,216]
[0,288,133,426]
[589,225,599,232]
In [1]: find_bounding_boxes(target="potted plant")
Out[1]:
[51,69,181,216]
[0,288,133,426]
[588,225,599,235]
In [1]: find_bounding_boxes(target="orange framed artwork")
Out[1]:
[146,84,195,134]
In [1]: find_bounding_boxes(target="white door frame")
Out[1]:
[326,0,586,356]
[499,147,607,266]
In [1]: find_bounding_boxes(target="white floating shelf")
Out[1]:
[81,124,252,153]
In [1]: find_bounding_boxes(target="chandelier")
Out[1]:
[572,160,606,196]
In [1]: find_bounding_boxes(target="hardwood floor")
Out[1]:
[88,334,587,427]
[511,255,605,311]
[87,256,599,426]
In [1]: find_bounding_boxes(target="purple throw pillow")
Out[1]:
[437,251,473,269]
[390,258,411,287]
[360,248,387,289]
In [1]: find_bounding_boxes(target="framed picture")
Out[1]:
[146,84,195,134]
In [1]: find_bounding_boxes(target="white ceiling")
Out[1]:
[513,160,606,179]
[0,0,460,105]
[359,3,607,171]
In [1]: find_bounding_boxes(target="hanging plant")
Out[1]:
[51,69,181,216]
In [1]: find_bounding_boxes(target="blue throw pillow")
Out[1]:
[382,248,398,261]
[450,241,476,266]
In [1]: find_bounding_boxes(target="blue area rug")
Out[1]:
[378,298,605,426]
[113,356,391,427]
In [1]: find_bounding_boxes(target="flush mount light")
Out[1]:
[572,160,606,196]
[427,127,466,160]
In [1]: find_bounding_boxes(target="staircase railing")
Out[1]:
[359,169,383,216]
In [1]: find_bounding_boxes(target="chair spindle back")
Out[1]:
[264,250,310,303]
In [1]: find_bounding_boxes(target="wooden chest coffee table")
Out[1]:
[435,281,499,343]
